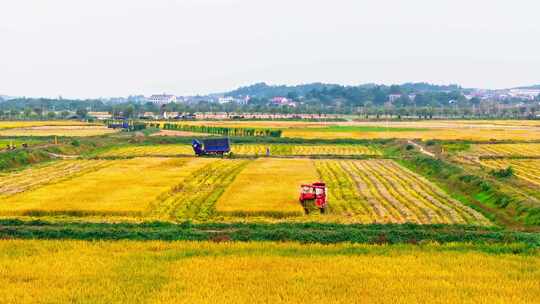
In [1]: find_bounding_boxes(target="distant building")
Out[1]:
[388,94,402,103]
[88,111,112,120]
[218,97,235,104]
[508,89,540,101]
[147,94,177,105]
[238,95,251,105]
[271,97,296,107]
[217,96,251,105]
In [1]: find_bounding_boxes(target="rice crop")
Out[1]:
[101,145,194,157]
[0,240,537,304]
[0,160,113,196]
[101,144,380,157]
[0,121,99,130]
[150,159,249,221]
[470,143,540,157]
[480,159,540,186]
[0,125,117,137]
[0,157,216,216]
[283,128,540,141]
[232,144,381,156]
[215,158,319,217]
[315,159,490,225]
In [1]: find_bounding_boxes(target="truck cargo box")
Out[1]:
[192,138,230,155]
[203,138,230,153]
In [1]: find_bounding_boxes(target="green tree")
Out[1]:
[125,105,135,118]
[10,109,19,119]
[76,108,88,118]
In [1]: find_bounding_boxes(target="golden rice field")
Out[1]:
[213,158,488,224]
[283,128,540,141]
[0,160,113,196]
[470,143,540,157]
[0,120,99,130]
[155,119,540,129]
[0,240,538,304]
[480,159,540,187]
[215,158,319,217]
[101,144,381,157]
[151,159,249,221]
[315,159,489,225]
[233,144,381,156]
[0,157,490,224]
[0,157,217,216]
[152,119,540,141]
[101,145,194,157]
[0,125,117,137]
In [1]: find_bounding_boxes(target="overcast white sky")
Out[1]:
[1,0,539,98]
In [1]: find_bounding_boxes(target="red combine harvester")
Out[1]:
[299,182,327,214]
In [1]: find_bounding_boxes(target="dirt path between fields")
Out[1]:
[408,140,435,158]
[44,151,79,159]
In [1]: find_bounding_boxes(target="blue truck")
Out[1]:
[192,138,231,156]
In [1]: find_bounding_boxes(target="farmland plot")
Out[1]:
[0,125,117,137]
[0,160,113,196]
[215,158,319,217]
[232,144,381,156]
[101,145,194,157]
[101,144,380,157]
[315,159,489,225]
[470,143,540,157]
[0,121,99,130]
[0,157,216,216]
[0,240,538,304]
[480,159,540,186]
[150,159,249,221]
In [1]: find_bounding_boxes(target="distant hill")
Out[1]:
[225,82,462,99]
[225,82,342,98]
[399,82,461,92]
[513,84,540,90]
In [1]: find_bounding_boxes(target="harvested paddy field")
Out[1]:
[0,157,217,216]
[469,143,540,157]
[101,145,194,157]
[150,159,249,221]
[151,120,540,141]
[0,240,538,304]
[283,127,540,141]
[0,160,113,196]
[214,158,489,224]
[232,144,381,156]
[0,121,99,130]
[101,144,381,157]
[0,157,491,224]
[0,125,117,137]
[315,159,489,225]
[480,159,540,187]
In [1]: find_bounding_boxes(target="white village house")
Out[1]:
[147,94,177,105]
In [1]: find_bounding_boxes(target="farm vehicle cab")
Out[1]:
[299,182,328,214]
